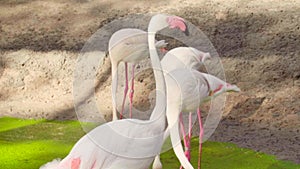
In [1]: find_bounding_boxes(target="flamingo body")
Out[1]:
[41,119,164,169]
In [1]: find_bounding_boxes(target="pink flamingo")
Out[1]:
[153,47,210,169]
[110,14,189,120]
[164,68,240,169]
[109,29,167,120]
[40,14,190,169]
[153,47,240,169]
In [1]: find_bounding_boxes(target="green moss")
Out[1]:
[0,117,299,169]
[0,117,43,132]
[160,138,300,169]
[0,140,72,169]
[0,117,84,169]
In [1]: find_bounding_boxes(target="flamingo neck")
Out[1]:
[148,31,166,129]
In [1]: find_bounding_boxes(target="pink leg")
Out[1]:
[129,64,135,118]
[120,63,129,119]
[179,113,189,169]
[179,113,188,150]
[186,112,192,161]
[71,157,81,169]
[197,108,204,169]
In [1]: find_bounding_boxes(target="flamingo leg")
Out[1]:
[129,64,135,118]
[168,109,194,169]
[186,112,192,161]
[120,62,129,119]
[111,62,119,121]
[179,113,189,169]
[197,108,204,169]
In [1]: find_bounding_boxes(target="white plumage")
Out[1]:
[40,14,190,169]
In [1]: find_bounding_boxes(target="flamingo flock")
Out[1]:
[40,14,240,169]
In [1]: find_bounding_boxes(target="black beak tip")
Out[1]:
[184,23,189,36]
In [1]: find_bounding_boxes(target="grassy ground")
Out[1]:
[0,117,299,169]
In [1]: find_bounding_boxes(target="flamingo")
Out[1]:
[153,47,210,169]
[110,14,189,120]
[162,47,210,167]
[152,47,240,169]
[195,72,241,169]
[40,14,189,169]
[109,29,167,120]
[164,68,240,169]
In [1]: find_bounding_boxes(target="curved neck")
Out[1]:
[148,31,166,125]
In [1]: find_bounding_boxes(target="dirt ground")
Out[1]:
[0,0,299,164]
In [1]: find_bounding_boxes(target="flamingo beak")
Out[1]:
[226,83,241,92]
[183,23,189,36]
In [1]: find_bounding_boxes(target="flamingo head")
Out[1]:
[149,14,189,36]
[167,16,189,35]
[160,47,168,53]
[225,83,241,92]
[155,39,168,54]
